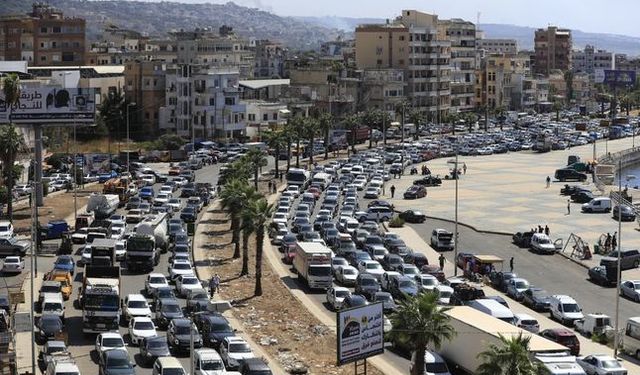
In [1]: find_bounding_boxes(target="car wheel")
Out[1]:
[635,260,639,268]
[636,294,640,303]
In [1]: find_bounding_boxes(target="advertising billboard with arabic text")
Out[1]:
[336,302,384,365]
[0,86,96,124]
[603,70,636,87]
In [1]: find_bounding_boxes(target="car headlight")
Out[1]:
[174,339,180,345]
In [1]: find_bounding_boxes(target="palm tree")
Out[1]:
[288,116,304,169]
[342,113,361,156]
[552,100,563,122]
[239,188,260,276]
[243,197,274,296]
[318,112,333,160]
[1,74,25,219]
[302,117,320,166]
[264,130,286,179]
[408,109,424,141]
[388,292,456,375]
[243,148,268,190]
[476,333,548,375]
[219,178,250,259]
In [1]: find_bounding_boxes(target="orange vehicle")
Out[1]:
[44,270,73,300]
[168,165,181,176]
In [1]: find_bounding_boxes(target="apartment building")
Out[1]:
[254,40,286,79]
[476,53,531,110]
[244,100,289,139]
[361,68,406,114]
[571,45,614,79]
[534,26,572,75]
[0,3,85,66]
[477,39,518,54]
[441,18,476,112]
[512,74,549,110]
[159,65,246,139]
[124,60,166,137]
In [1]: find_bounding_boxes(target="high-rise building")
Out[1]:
[477,39,518,55]
[0,3,86,66]
[441,18,476,112]
[124,60,166,137]
[253,40,286,79]
[571,45,614,80]
[476,53,531,110]
[534,26,572,75]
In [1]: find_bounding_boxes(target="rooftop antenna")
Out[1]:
[477,11,480,27]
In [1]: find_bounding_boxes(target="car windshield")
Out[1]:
[360,278,376,286]
[309,266,331,276]
[601,360,620,368]
[201,360,225,370]
[562,303,580,313]
[335,290,350,298]
[163,369,186,375]
[182,278,198,284]
[343,268,357,275]
[106,356,131,368]
[230,343,252,353]
[41,317,61,329]
[128,301,147,308]
[47,345,66,354]
[102,338,124,347]
[515,281,529,289]
[43,302,63,312]
[148,340,168,349]
[537,238,551,244]
[399,280,415,288]
[175,325,192,335]
[150,277,166,284]
[191,293,207,300]
[425,363,449,372]
[366,263,381,270]
[173,263,191,270]
[421,278,437,286]
[134,321,154,330]
[376,294,392,302]
[162,304,181,313]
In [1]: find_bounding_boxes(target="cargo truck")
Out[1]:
[135,213,169,252]
[78,266,120,333]
[292,242,332,289]
[89,238,116,266]
[436,306,583,374]
[125,234,158,272]
[87,193,120,219]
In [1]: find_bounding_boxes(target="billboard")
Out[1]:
[603,70,636,87]
[336,302,384,365]
[0,86,96,124]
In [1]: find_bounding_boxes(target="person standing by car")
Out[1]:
[566,199,571,215]
[546,176,551,188]
[390,185,396,198]
[439,253,445,271]
[209,274,220,298]
[510,257,515,272]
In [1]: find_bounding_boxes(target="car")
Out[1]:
[238,357,273,375]
[37,313,64,342]
[413,175,442,186]
[576,354,627,375]
[13,184,32,196]
[398,209,426,223]
[414,274,440,292]
[600,249,640,271]
[185,289,210,313]
[343,294,369,309]
[514,313,540,333]
[155,298,184,329]
[588,266,616,286]
[555,168,587,182]
[71,227,89,244]
[490,272,517,292]
[540,328,580,356]
[0,237,30,257]
[175,274,202,297]
[398,263,420,278]
[381,253,404,271]
[126,209,144,223]
[169,259,195,281]
[95,332,127,355]
[390,275,419,300]
[0,221,14,239]
[1,256,24,274]
[220,336,255,370]
[522,287,552,311]
[612,204,636,221]
[180,206,197,223]
[128,316,157,346]
[193,312,235,349]
[505,278,530,301]
[335,265,359,286]
[331,257,349,275]
[364,186,381,199]
[620,280,640,302]
[403,185,427,199]
[123,294,152,321]
[167,318,202,352]
[372,291,397,313]
[139,336,171,366]
[435,285,454,305]
[357,260,385,280]
[355,206,394,222]
[39,340,69,367]
[512,231,535,248]
[145,273,169,296]
[355,273,381,300]
[529,232,558,254]
[99,348,136,375]
[421,264,445,282]
[326,286,351,311]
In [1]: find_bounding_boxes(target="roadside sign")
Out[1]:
[8,291,24,305]
[603,70,636,87]
[336,302,384,365]
[0,86,96,124]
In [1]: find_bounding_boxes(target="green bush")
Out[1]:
[388,216,405,228]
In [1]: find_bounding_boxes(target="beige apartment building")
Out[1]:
[124,60,166,137]
[534,26,572,75]
[440,18,476,112]
[476,53,531,110]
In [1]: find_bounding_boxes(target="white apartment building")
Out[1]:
[244,100,288,140]
[572,45,614,80]
[159,65,246,139]
[477,39,518,55]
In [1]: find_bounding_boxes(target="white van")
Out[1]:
[549,295,584,325]
[42,292,65,320]
[153,357,186,375]
[530,233,556,254]
[194,348,226,374]
[430,229,454,251]
[410,350,451,375]
[467,299,515,324]
[624,317,640,358]
[581,197,612,213]
[311,172,333,190]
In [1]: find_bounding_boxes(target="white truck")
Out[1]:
[45,354,81,375]
[78,266,121,333]
[87,193,120,219]
[293,242,333,290]
[135,213,169,252]
[437,306,578,374]
[574,313,613,337]
[311,172,333,190]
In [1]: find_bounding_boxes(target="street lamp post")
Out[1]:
[126,102,136,173]
[73,122,77,224]
[447,150,460,276]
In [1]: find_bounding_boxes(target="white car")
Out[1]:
[398,264,421,278]
[576,354,627,375]
[159,186,173,195]
[0,221,14,239]
[166,198,181,212]
[111,227,125,241]
[364,187,381,199]
[435,285,454,305]
[123,294,152,321]
[71,228,89,244]
[1,256,24,273]
[358,260,385,280]
[128,317,157,346]
[141,174,156,186]
[13,184,32,196]
[415,274,439,292]
[514,313,540,333]
[335,265,359,286]
[169,259,195,281]
[94,332,127,354]
[175,274,202,297]
[155,193,171,205]
[284,185,300,198]
[272,213,288,225]
[145,273,169,296]
[326,286,351,311]
[506,278,530,301]
[620,280,640,302]
[80,245,92,265]
[219,336,255,370]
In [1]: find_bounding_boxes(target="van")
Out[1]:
[581,197,612,213]
[153,356,186,375]
[549,295,584,325]
[42,292,65,320]
[623,317,640,358]
[355,206,393,222]
[194,348,226,374]
[530,233,556,254]
[410,350,451,375]
[467,299,515,324]
[430,229,454,251]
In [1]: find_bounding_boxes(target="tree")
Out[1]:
[243,148,268,190]
[302,117,320,166]
[99,88,126,138]
[264,130,286,179]
[361,109,391,146]
[552,100,563,122]
[155,134,186,151]
[1,74,26,219]
[219,178,250,259]
[288,116,304,169]
[476,333,548,375]
[239,187,260,276]
[242,197,274,296]
[407,109,424,140]
[387,292,456,375]
[342,113,361,155]
[564,70,574,106]
[318,112,333,159]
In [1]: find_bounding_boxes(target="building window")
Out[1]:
[225,97,235,106]
[40,55,47,61]
[399,36,405,41]
[52,26,60,33]
[62,52,74,62]
[145,112,150,120]
[209,98,215,106]
[263,113,268,121]
[248,114,255,121]
[40,27,47,33]
[272,113,277,120]
[376,59,382,66]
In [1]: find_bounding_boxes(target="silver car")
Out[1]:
[620,280,640,302]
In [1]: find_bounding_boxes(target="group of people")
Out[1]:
[530,224,551,237]
[602,232,618,253]
[267,180,278,194]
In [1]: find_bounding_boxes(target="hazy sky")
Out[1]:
[193,0,640,37]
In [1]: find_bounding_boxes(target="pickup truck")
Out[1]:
[44,270,73,300]
[0,237,30,257]
[574,313,613,337]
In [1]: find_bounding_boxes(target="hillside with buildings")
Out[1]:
[0,0,343,50]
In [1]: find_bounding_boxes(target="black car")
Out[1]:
[413,176,442,187]
[238,357,273,375]
[600,249,640,270]
[588,266,617,286]
[355,274,381,300]
[139,336,171,366]
[385,238,408,254]
[181,184,197,198]
[343,294,369,309]
[403,185,427,199]
[521,287,552,311]
[155,298,183,329]
[186,289,210,313]
[490,272,517,292]
[613,205,636,221]
[37,314,63,342]
[126,197,141,210]
[512,231,535,248]
[180,206,197,223]
[404,252,429,269]
[193,312,235,349]
[367,200,394,210]
[554,168,587,182]
[399,209,426,223]
[571,191,595,204]
[560,184,588,196]
[372,292,397,313]
[167,318,202,352]
[99,348,136,375]
[381,253,404,271]
[390,275,419,300]
[152,287,176,306]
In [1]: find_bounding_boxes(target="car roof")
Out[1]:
[101,332,123,339]
[545,327,575,336]
[515,313,535,320]
[171,318,192,326]
[127,293,146,301]
[156,356,183,367]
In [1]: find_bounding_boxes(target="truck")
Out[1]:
[534,133,553,152]
[74,212,94,230]
[78,266,120,334]
[86,193,120,219]
[574,313,613,337]
[44,270,73,300]
[40,220,70,240]
[45,353,80,375]
[292,242,332,289]
[135,213,169,253]
[435,306,575,374]
[125,234,159,272]
[89,238,116,266]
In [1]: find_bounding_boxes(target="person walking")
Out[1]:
[566,199,571,215]
[605,233,612,252]
[546,176,551,188]
[209,273,220,298]
[463,163,467,174]
[390,185,396,198]
[538,225,543,233]
[509,257,515,272]
[544,225,550,237]
[439,253,445,270]
[267,180,272,193]
[612,232,617,250]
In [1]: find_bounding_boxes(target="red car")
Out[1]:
[306,187,321,199]
[421,264,445,282]
[540,328,580,356]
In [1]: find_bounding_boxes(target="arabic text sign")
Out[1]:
[336,302,384,365]
[0,86,96,124]
[603,70,636,87]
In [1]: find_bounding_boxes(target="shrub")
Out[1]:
[388,216,405,228]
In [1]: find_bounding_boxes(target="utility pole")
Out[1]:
[126,102,136,173]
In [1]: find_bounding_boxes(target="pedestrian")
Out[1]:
[390,185,396,198]
[538,225,543,233]
[279,173,283,182]
[544,225,550,236]
[546,176,551,188]
[566,199,571,215]
[605,233,611,252]
[439,253,445,270]
[382,185,385,195]
[612,232,617,250]
[509,257,514,272]
[209,273,221,298]
[268,180,272,192]
[272,183,277,194]
[463,163,467,174]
